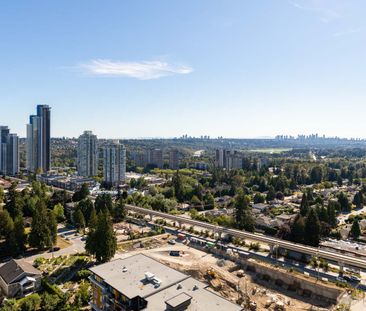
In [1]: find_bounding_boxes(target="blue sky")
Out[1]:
[1,0,366,138]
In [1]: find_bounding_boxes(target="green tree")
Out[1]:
[41,293,61,311]
[327,203,337,227]
[13,215,26,254]
[72,183,90,202]
[266,186,276,203]
[88,207,98,229]
[86,212,117,263]
[291,214,305,243]
[234,190,254,232]
[253,193,265,204]
[73,281,90,307]
[5,183,23,219]
[172,171,184,202]
[349,219,361,239]
[0,299,18,311]
[0,209,14,239]
[113,198,126,223]
[73,207,86,231]
[353,191,364,209]
[78,198,94,223]
[338,192,351,213]
[0,187,4,204]
[19,294,41,311]
[310,166,323,184]
[29,201,54,250]
[52,203,65,222]
[95,193,113,214]
[304,208,321,246]
[47,209,58,246]
[203,192,215,210]
[300,193,309,217]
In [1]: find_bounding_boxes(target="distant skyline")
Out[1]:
[1,1,366,138]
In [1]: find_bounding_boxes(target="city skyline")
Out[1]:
[1,1,366,138]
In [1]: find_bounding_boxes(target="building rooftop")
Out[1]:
[146,276,242,311]
[89,254,189,299]
[90,254,243,310]
[0,259,41,284]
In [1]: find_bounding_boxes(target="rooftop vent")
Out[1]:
[122,266,127,272]
[193,285,199,291]
[145,272,155,281]
[177,284,182,290]
[165,292,192,311]
[152,277,162,288]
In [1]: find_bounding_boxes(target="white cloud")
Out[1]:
[79,59,193,80]
[288,0,341,23]
[332,28,363,37]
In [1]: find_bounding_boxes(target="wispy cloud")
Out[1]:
[79,59,193,80]
[288,0,341,23]
[332,28,363,38]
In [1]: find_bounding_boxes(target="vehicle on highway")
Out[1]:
[336,276,347,283]
[350,276,361,283]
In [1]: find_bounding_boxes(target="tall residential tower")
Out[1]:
[103,141,126,186]
[77,131,98,177]
[0,126,19,176]
[26,105,51,173]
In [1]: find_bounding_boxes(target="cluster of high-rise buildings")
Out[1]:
[215,149,244,170]
[76,131,126,186]
[1,105,127,187]
[131,149,179,169]
[1,104,52,176]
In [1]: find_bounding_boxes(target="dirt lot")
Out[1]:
[115,239,332,311]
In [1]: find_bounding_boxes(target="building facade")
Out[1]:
[26,105,51,173]
[0,126,19,176]
[145,148,163,168]
[103,141,126,186]
[215,149,243,170]
[77,131,98,177]
[169,149,179,170]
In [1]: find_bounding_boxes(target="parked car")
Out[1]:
[168,239,176,245]
[169,250,180,257]
[49,246,60,252]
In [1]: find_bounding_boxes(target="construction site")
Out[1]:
[114,231,349,311]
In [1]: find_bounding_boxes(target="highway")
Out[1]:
[125,204,366,271]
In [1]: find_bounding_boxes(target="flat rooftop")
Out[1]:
[90,254,242,310]
[89,254,189,299]
[146,277,243,311]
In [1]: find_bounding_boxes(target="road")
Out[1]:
[23,225,86,264]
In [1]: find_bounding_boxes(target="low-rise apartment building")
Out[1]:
[89,254,242,311]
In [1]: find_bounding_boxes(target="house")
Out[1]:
[0,259,42,298]
[252,203,269,214]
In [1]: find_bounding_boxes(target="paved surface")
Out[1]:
[23,225,86,263]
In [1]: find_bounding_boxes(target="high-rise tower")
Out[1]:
[27,105,51,173]
[77,131,98,177]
